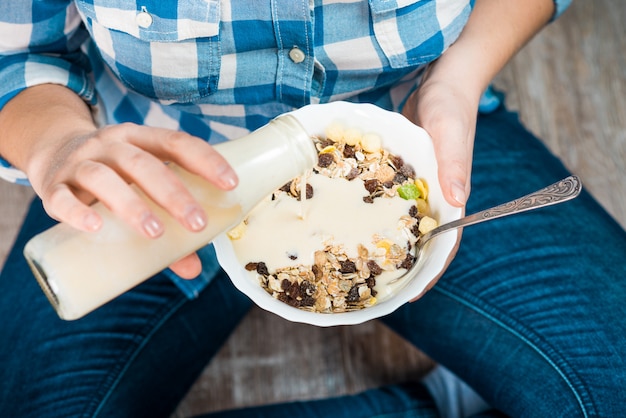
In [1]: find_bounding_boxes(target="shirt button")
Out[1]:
[136,10,153,28]
[288,47,306,64]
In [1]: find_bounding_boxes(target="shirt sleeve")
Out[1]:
[0,2,96,184]
[552,0,572,20]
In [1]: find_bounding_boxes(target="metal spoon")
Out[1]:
[392,175,582,283]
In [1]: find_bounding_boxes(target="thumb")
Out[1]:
[422,115,473,208]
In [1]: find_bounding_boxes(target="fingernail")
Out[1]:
[185,206,207,231]
[83,212,102,231]
[221,170,238,189]
[217,164,238,189]
[451,180,467,205]
[223,174,238,189]
[142,213,163,238]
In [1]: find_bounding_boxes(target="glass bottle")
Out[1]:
[23,114,317,320]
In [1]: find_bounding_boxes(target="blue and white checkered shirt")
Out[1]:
[0,0,570,297]
[0,0,571,184]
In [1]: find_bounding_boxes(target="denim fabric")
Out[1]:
[0,105,624,417]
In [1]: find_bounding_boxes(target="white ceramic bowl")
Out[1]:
[213,101,462,327]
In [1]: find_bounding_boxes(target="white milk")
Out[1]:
[232,173,415,276]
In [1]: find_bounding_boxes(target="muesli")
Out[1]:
[228,123,438,313]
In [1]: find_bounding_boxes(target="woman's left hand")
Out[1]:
[401,64,478,298]
[402,65,478,209]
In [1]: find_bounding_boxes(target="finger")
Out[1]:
[112,124,238,190]
[72,159,165,238]
[105,142,208,233]
[42,183,103,232]
[169,253,202,279]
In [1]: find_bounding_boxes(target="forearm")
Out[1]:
[427,0,555,100]
[0,84,97,187]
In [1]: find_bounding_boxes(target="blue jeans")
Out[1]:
[1,106,625,417]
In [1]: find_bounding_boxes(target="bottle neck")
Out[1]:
[214,114,317,213]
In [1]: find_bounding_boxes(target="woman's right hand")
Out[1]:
[0,85,239,278]
[29,123,238,237]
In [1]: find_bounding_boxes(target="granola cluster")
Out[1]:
[231,123,438,313]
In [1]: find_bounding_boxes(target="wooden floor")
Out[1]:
[0,1,624,416]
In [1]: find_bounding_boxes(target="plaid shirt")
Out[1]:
[0,0,570,297]
[0,0,571,184]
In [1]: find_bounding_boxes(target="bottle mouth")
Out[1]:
[24,253,61,313]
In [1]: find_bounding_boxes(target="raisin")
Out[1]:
[343,144,356,159]
[279,181,292,193]
[364,179,379,194]
[400,163,416,179]
[363,196,374,204]
[399,254,415,270]
[393,172,407,184]
[281,279,291,291]
[287,281,301,299]
[346,285,361,303]
[320,138,334,148]
[409,205,418,218]
[367,260,383,276]
[278,292,301,308]
[318,153,335,167]
[245,262,258,271]
[366,276,376,289]
[300,280,316,296]
[383,180,394,189]
[346,167,360,181]
[255,262,269,277]
[312,264,322,280]
[339,260,357,274]
[300,295,316,307]
[390,155,404,170]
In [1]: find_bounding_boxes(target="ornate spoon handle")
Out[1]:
[419,175,582,247]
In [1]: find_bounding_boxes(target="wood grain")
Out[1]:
[0,0,623,416]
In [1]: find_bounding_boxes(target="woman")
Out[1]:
[1,0,625,417]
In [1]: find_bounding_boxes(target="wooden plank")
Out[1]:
[494,0,626,228]
[0,183,34,263]
[172,307,434,417]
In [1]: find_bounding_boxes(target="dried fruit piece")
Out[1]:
[397,183,421,200]
[227,221,247,240]
[344,128,362,146]
[361,132,382,152]
[318,152,335,168]
[418,216,438,234]
[415,178,428,200]
[325,122,345,142]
